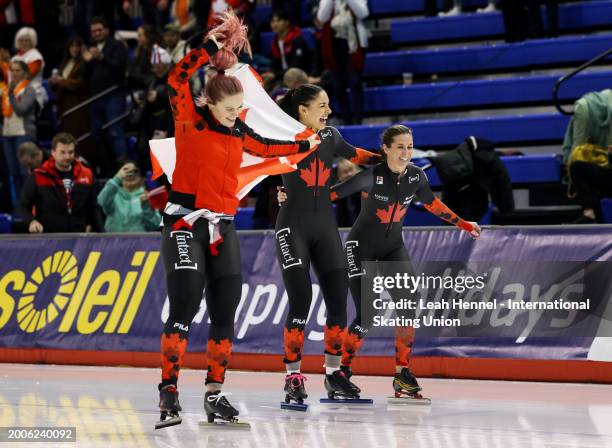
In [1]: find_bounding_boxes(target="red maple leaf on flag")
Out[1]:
[376,202,407,224]
[299,158,331,187]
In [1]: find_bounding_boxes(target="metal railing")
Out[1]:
[553,47,612,116]
[59,84,120,125]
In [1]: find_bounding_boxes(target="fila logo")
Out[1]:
[354,325,369,335]
[171,230,198,270]
[408,174,419,183]
[376,176,384,185]
[292,318,306,325]
[173,322,189,332]
[276,227,303,269]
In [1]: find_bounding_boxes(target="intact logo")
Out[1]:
[299,158,330,188]
[171,230,198,270]
[376,176,383,185]
[319,128,333,140]
[408,174,419,183]
[375,202,407,224]
[345,240,365,278]
[276,228,303,269]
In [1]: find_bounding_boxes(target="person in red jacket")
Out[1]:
[155,11,318,430]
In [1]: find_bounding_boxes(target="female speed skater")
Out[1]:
[274,84,380,408]
[155,12,319,429]
[279,124,481,403]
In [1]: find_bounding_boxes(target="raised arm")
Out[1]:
[167,39,219,121]
[329,127,381,165]
[330,166,374,201]
[415,168,477,233]
[241,123,313,157]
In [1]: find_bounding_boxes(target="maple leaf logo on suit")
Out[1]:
[299,158,331,188]
[375,202,407,224]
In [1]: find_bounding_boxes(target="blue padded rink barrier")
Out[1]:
[2,363,612,447]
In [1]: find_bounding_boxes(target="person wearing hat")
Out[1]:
[97,159,161,232]
[162,24,187,64]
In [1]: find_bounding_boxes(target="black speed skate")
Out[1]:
[199,391,250,428]
[340,365,362,394]
[388,367,431,405]
[155,384,182,429]
[281,373,309,411]
[320,370,373,404]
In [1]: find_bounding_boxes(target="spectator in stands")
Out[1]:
[83,16,129,171]
[0,27,46,110]
[269,67,308,101]
[272,0,303,25]
[1,60,36,206]
[317,0,368,125]
[97,160,161,232]
[49,36,95,163]
[136,45,174,169]
[127,24,161,91]
[268,10,312,81]
[162,24,188,64]
[18,132,96,233]
[17,141,46,173]
[169,0,197,34]
[123,0,171,28]
[563,89,612,224]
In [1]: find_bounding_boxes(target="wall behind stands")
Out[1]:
[1,228,612,383]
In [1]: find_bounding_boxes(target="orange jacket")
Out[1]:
[167,40,309,214]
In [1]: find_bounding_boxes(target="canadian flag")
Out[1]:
[149,65,314,200]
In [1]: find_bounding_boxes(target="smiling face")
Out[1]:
[17,35,33,52]
[208,93,244,128]
[383,132,414,173]
[298,90,332,132]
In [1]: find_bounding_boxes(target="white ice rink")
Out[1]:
[1,363,612,448]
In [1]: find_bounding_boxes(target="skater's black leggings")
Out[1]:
[275,207,348,364]
[342,237,417,368]
[160,216,242,386]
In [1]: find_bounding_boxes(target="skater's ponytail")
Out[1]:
[278,84,323,122]
[201,11,252,105]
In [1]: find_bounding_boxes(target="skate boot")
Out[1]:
[200,391,250,428]
[388,367,431,405]
[320,370,372,404]
[155,384,182,429]
[281,373,309,411]
[340,365,361,395]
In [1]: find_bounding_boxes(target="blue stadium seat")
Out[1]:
[412,154,561,187]
[235,207,255,230]
[363,71,612,113]
[0,214,13,233]
[391,0,612,44]
[370,0,488,16]
[601,198,612,223]
[338,113,570,148]
[364,34,612,77]
[259,28,316,57]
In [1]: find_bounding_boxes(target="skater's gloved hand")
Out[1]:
[466,222,481,239]
[277,186,287,206]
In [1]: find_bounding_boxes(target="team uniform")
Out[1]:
[275,126,379,403]
[331,162,474,400]
[156,40,310,428]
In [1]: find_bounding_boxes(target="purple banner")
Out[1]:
[0,227,611,361]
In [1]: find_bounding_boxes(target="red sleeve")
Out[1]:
[167,40,218,121]
[423,197,474,232]
[349,147,382,165]
[26,60,42,78]
[242,124,310,157]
